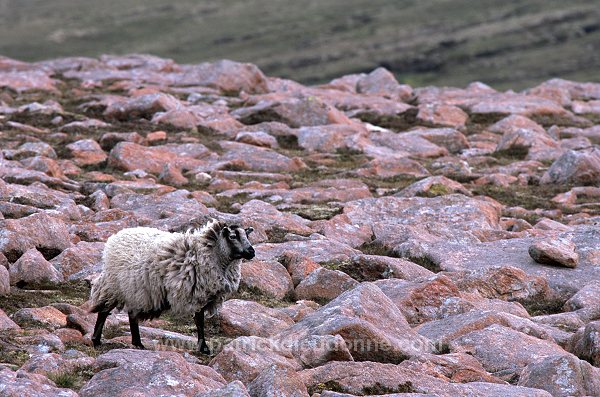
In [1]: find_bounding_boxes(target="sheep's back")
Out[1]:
[94,227,177,312]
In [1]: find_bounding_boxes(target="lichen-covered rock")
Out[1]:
[275,282,435,363]
[240,260,293,299]
[566,321,600,366]
[219,300,294,338]
[247,365,309,397]
[9,248,63,286]
[449,324,568,381]
[0,308,20,331]
[13,306,67,330]
[0,368,79,397]
[65,139,107,166]
[0,213,72,262]
[210,336,302,384]
[540,148,600,185]
[294,267,358,302]
[82,349,226,397]
[517,354,600,397]
[528,238,579,268]
[374,276,461,325]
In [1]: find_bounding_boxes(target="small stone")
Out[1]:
[529,238,579,268]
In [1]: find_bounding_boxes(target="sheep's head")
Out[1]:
[221,225,255,260]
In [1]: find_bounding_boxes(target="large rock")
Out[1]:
[65,139,107,166]
[8,248,63,286]
[240,260,293,299]
[109,190,209,231]
[374,276,461,325]
[298,360,551,397]
[356,67,413,101]
[210,336,302,384]
[0,70,58,92]
[296,124,367,153]
[449,324,568,381]
[177,60,269,94]
[219,300,294,338]
[232,95,352,128]
[416,103,469,128]
[237,199,313,239]
[219,141,306,173]
[517,354,600,397]
[13,306,67,330]
[256,237,361,264]
[395,176,471,198]
[403,128,470,154]
[0,212,72,261]
[108,142,211,174]
[50,241,104,280]
[417,310,555,349]
[342,194,501,238]
[247,365,309,397]
[294,267,358,302]
[20,351,95,377]
[0,308,20,331]
[446,266,552,306]
[431,227,600,300]
[567,321,600,366]
[275,282,435,363]
[0,368,78,397]
[540,148,600,185]
[104,93,182,120]
[81,349,226,397]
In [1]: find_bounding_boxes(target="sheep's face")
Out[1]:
[222,225,255,260]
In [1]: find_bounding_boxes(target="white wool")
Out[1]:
[89,220,241,318]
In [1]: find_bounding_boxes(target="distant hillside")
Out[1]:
[1,0,599,89]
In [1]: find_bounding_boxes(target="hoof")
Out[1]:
[133,343,146,350]
[199,341,211,355]
[92,339,102,349]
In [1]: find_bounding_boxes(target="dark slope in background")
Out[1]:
[1,0,599,89]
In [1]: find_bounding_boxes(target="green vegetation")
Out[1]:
[48,367,96,391]
[1,1,598,90]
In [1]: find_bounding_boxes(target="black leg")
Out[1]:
[194,308,210,354]
[128,311,145,349]
[92,311,110,348]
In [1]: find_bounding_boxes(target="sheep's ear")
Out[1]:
[245,227,254,235]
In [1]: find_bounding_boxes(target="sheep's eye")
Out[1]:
[228,233,236,240]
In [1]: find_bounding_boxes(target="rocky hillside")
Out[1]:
[0,53,599,396]
[1,0,600,89]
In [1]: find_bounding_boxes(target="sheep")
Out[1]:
[89,219,255,354]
